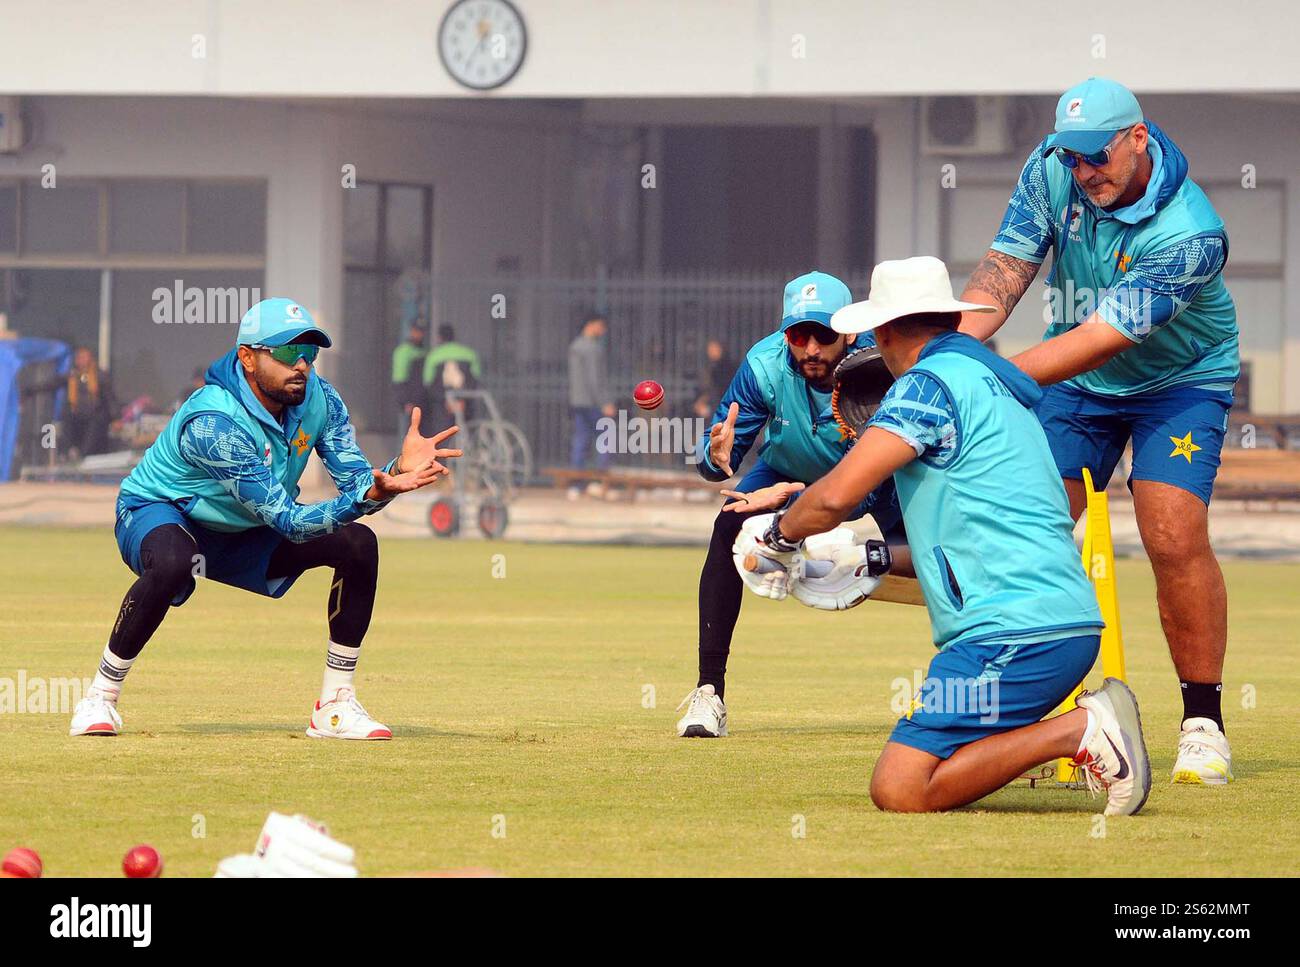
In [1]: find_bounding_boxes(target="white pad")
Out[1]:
[257,812,357,878]
[216,812,357,878]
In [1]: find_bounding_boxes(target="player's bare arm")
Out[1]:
[957,249,1041,342]
[778,428,917,541]
[1009,316,1135,387]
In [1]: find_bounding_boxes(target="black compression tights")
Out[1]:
[106,523,379,662]
[696,506,766,700]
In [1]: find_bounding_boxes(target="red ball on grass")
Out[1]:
[122,845,163,878]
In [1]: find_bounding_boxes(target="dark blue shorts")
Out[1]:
[114,495,299,606]
[889,633,1100,760]
[1034,381,1233,505]
[740,458,902,533]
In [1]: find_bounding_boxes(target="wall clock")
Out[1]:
[438,0,527,91]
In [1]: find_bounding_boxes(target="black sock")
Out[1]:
[1180,681,1224,733]
[697,508,753,701]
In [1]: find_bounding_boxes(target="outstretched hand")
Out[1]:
[400,406,462,475]
[708,402,740,477]
[367,407,463,501]
[720,480,805,513]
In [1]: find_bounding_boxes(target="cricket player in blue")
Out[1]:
[959,78,1237,785]
[675,271,904,738]
[69,298,462,740]
[740,257,1151,815]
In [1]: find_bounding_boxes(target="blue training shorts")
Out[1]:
[889,633,1100,760]
[114,495,299,606]
[1034,381,1232,506]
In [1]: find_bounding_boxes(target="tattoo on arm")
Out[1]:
[965,250,1040,317]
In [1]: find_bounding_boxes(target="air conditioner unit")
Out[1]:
[0,97,26,153]
[921,95,1011,156]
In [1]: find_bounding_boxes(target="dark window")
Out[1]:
[660,125,819,272]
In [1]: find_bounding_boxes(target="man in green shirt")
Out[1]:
[422,324,482,426]
[391,324,427,443]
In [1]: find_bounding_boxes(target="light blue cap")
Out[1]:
[780,271,853,332]
[236,298,332,348]
[1043,77,1144,157]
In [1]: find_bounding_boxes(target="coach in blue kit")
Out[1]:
[68,298,461,741]
[749,257,1150,815]
[675,271,903,738]
[959,78,1238,784]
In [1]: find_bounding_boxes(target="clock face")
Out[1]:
[438,0,527,91]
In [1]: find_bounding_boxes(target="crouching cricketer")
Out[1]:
[739,257,1151,815]
[69,298,461,740]
[676,271,903,738]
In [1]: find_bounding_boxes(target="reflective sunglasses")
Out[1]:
[1055,126,1134,170]
[253,342,319,366]
[785,322,840,348]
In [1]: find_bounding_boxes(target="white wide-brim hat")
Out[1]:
[830,256,996,334]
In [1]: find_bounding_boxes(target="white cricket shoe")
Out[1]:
[1172,717,1233,785]
[1072,678,1151,816]
[306,687,392,740]
[676,684,728,738]
[69,694,122,737]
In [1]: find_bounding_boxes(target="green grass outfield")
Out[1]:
[2,525,1297,877]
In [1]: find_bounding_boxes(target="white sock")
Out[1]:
[1075,709,1098,758]
[320,641,360,702]
[89,645,134,703]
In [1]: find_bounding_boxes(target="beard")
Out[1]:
[798,351,844,388]
[257,372,307,406]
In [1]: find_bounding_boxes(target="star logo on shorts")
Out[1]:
[293,427,312,455]
[1168,431,1201,463]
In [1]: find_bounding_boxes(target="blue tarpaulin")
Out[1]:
[0,337,72,480]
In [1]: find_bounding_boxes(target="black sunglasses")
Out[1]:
[786,322,840,347]
[1055,126,1135,170]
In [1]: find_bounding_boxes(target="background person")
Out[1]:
[567,312,615,497]
[391,323,427,445]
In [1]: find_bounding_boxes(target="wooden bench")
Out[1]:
[541,466,722,500]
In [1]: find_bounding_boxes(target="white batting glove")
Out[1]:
[790,529,889,611]
[733,512,802,601]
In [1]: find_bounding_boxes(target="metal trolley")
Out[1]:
[426,389,533,539]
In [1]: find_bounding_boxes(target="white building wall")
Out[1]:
[3,0,1298,97]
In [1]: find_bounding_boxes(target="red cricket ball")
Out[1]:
[633,379,665,411]
[122,844,163,878]
[2,847,43,878]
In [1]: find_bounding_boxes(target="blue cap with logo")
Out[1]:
[236,298,333,348]
[1042,77,1144,157]
[780,271,853,332]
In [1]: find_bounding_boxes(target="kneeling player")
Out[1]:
[740,257,1151,815]
[70,299,461,740]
